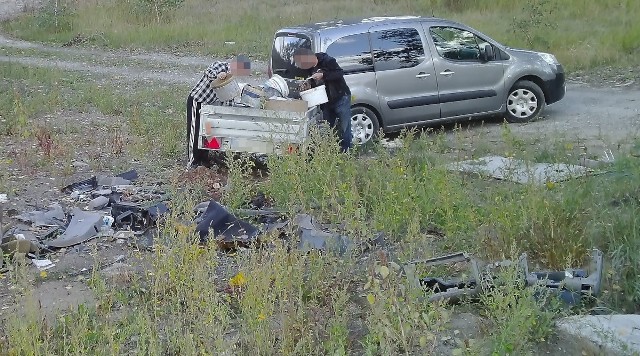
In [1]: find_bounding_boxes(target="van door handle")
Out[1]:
[416,72,431,78]
[439,70,455,77]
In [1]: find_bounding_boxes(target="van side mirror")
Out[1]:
[481,43,495,62]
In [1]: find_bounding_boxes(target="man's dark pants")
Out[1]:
[321,94,352,152]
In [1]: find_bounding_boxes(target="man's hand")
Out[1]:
[217,72,228,80]
[311,72,323,81]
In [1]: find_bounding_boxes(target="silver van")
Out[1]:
[268,16,566,144]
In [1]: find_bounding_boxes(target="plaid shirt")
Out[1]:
[190,61,230,104]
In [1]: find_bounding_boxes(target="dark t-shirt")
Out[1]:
[308,53,351,102]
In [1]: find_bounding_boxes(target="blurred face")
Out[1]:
[229,56,251,76]
[294,53,317,70]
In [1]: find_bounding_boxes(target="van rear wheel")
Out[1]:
[505,80,545,123]
[350,106,380,145]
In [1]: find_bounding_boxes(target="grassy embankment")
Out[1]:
[2,0,640,71]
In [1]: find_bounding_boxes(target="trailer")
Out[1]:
[197,103,320,156]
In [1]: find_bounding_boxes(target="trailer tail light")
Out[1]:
[204,137,221,149]
[202,120,220,149]
[286,144,299,154]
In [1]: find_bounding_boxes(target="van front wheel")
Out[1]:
[350,106,380,145]
[505,80,546,123]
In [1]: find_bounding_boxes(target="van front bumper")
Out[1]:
[543,65,565,104]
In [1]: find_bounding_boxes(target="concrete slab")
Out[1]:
[446,155,593,184]
[556,314,640,356]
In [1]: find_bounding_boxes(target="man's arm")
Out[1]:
[204,61,230,81]
[319,55,344,81]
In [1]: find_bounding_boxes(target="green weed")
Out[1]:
[474,247,560,355]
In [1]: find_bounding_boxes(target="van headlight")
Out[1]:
[539,52,560,66]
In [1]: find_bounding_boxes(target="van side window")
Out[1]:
[370,28,425,72]
[429,26,490,61]
[326,33,374,74]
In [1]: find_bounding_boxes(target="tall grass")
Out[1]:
[256,126,640,313]
[0,62,186,159]
[4,126,639,354]
[2,57,640,353]
[3,0,640,70]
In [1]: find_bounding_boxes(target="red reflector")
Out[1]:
[286,144,298,154]
[205,137,221,149]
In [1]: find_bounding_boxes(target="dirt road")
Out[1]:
[1,31,639,154]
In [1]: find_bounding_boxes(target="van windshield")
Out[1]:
[271,33,313,79]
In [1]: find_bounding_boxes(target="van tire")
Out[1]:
[350,106,380,145]
[505,80,546,123]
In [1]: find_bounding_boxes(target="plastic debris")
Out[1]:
[45,208,104,248]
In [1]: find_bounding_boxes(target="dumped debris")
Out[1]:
[195,202,359,255]
[446,155,595,184]
[15,203,65,227]
[195,200,260,249]
[112,200,169,232]
[407,249,604,306]
[32,258,55,271]
[88,196,110,210]
[0,169,173,272]
[282,214,353,255]
[46,208,106,248]
[61,169,139,194]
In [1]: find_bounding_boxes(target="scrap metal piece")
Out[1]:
[61,176,97,194]
[408,252,472,267]
[32,258,55,270]
[61,169,139,194]
[97,176,131,187]
[195,200,260,249]
[414,249,604,306]
[112,201,169,231]
[15,204,66,227]
[525,248,604,304]
[294,214,353,255]
[88,196,110,210]
[115,169,138,181]
[409,252,485,304]
[45,208,104,248]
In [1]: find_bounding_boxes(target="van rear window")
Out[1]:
[271,34,312,79]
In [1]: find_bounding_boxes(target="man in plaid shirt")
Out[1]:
[187,56,250,168]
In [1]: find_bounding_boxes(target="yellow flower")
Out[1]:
[257,313,266,321]
[545,181,556,190]
[367,294,376,305]
[40,271,48,279]
[229,272,246,287]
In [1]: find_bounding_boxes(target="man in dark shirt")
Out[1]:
[293,48,352,152]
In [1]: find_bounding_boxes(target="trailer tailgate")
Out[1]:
[198,104,315,155]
